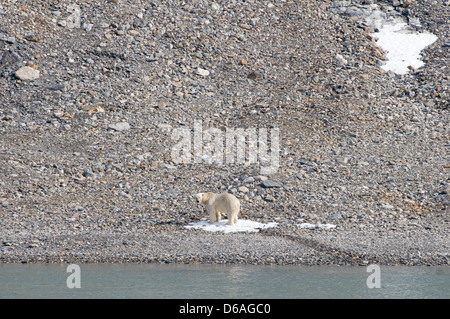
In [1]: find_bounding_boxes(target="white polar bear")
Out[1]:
[194,192,240,225]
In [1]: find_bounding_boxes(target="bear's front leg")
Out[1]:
[207,206,216,224]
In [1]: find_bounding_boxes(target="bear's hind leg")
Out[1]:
[226,211,235,225]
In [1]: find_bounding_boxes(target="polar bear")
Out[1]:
[194,192,240,225]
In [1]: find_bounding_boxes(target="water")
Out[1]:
[0,264,448,299]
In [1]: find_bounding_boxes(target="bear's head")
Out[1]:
[194,192,212,205]
[194,193,205,204]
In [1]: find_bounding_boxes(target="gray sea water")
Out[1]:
[0,264,448,299]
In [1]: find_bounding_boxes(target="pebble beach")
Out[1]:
[0,0,448,266]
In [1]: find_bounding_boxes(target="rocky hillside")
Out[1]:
[0,0,448,264]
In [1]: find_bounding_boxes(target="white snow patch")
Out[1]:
[372,22,437,75]
[329,2,438,75]
[185,220,278,233]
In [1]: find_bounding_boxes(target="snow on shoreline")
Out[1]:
[185,220,278,233]
[185,220,337,233]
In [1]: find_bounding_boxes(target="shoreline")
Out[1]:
[1,221,448,266]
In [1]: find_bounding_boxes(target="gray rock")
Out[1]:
[15,66,40,81]
[260,180,281,188]
[242,177,255,184]
[163,163,177,170]
[0,50,22,76]
[107,122,131,131]
[196,68,210,77]
[82,171,94,178]
[238,186,249,193]
[46,84,65,91]
[327,214,343,221]
[381,203,395,210]
[408,17,422,29]
[82,23,94,32]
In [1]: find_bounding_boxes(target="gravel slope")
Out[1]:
[0,0,448,265]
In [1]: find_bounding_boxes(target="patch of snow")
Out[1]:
[329,2,438,75]
[372,22,438,75]
[185,220,278,233]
